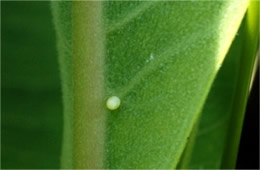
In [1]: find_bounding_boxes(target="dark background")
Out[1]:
[236,68,259,169]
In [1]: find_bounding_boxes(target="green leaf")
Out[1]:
[182,26,243,169]
[51,1,249,168]
[178,1,259,168]
[2,2,62,168]
[221,1,259,168]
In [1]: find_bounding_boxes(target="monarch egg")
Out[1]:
[106,96,121,110]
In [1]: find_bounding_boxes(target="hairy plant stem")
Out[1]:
[72,1,106,168]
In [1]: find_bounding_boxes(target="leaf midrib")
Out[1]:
[72,1,106,168]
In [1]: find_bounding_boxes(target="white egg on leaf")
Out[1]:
[106,96,121,110]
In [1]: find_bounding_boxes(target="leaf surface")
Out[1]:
[184,28,243,169]
[179,1,259,168]
[51,1,250,169]
[2,2,62,168]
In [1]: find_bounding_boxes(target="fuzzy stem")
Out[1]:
[72,1,106,168]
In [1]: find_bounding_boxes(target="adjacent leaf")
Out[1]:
[178,1,259,168]
[51,1,249,168]
[221,1,259,168]
[183,26,243,169]
[1,2,62,168]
